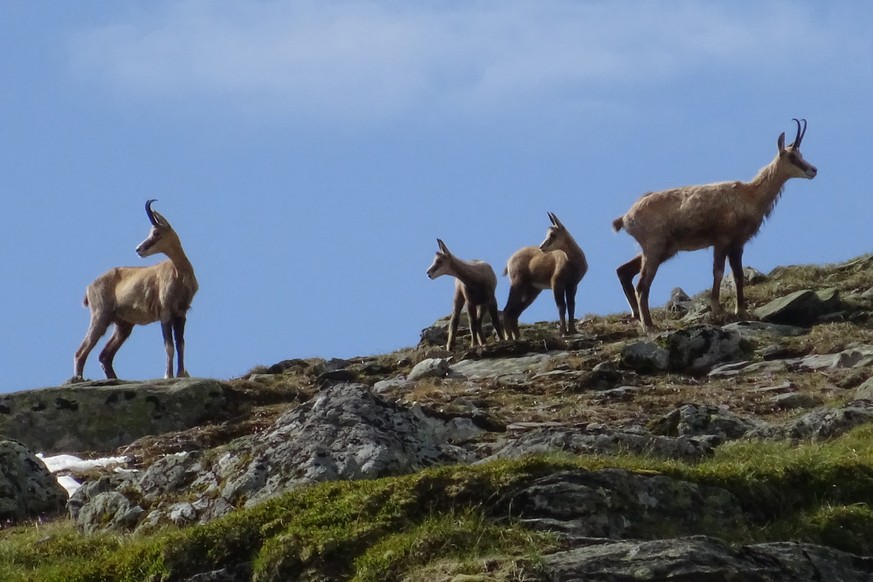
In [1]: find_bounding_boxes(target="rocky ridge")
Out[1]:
[1,254,872,581]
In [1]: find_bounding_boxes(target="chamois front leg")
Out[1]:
[161,320,175,378]
[173,316,189,377]
[467,300,484,348]
[552,282,568,335]
[565,282,579,335]
[447,290,465,350]
[728,246,748,318]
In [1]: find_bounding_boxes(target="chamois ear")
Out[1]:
[548,212,565,230]
[777,132,786,154]
[436,238,450,255]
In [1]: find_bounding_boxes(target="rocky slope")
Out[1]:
[1,254,872,581]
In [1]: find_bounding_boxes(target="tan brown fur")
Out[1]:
[72,200,198,382]
[503,212,588,339]
[614,119,817,334]
[427,239,504,350]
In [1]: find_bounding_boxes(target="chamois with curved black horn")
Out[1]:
[71,200,198,382]
[613,119,817,334]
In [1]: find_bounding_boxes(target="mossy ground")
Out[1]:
[4,424,873,581]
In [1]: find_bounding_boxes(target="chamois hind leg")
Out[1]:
[552,282,568,335]
[173,316,189,377]
[710,246,728,317]
[635,255,661,334]
[73,315,112,382]
[467,300,484,347]
[727,245,747,318]
[504,286,541,340]
[503,287,524,340]
[98,321,133,379]
[617,255,642,321]
[447,289,465,350]
[161,320,175,378]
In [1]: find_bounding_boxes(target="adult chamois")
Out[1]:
[613,119,817,334]
[427,238,504,350]
[71,200,198,382]
[503,212,588,339]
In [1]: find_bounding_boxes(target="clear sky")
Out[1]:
[2,1,871,392]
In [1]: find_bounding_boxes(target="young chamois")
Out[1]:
[503,212,588,339]
[71,200,198,382]
[427,239,505,350]
[613,119,817,334]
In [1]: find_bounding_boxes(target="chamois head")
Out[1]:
[426,239,453,279]
[776,118,817,180]
[136,199,179,258]
[539,212,568,251]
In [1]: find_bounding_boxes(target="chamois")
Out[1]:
[613,119,817,334]
[427,238,505,350]
[71,200,198,382]
[503,212,588,339]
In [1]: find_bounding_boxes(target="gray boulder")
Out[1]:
[856,376,873,400]
[220,384,475,508]
[498,469,742,540]
[747,400,873,441]
[621,326,746,375]
[537,536,873,582]
[620,341,669,373]
[0,379,239,454]
[407,358,451,381]
[451,353,562,383]
[81,383,481,532]
[650,404,761,442]
[665,325,746,375]
[0,439,67,522]
[755,288,842,327]
[485,426,712,463]
[76,491,145,534]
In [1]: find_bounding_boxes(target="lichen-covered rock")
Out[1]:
[498,469,742,540]
[665,325,746,375]
[0,379,239,454]
[755,288,842,327]
[535,536,873,582]
[650,404,762,442]
[620,341,669,373]
[75,491,144,534]
[0,439,67,522]
[407,358,451,381]
[747,400,873,441]
[87,383,482,532]
[485,426,712,463]
[450,353,562,383]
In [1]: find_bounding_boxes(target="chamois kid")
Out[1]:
[613,119,817,334]
[71,200,198,382]
[427,239,505,350]
[503,212,588,339]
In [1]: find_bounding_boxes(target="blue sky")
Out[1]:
[2,1,871,392]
